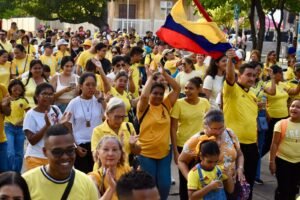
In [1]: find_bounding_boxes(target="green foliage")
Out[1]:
[0,0,108,28]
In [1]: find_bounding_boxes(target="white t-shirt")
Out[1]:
[65,96,103,144]
[175,70,202,93]
[203,75,224,108]
[23,106,62,159]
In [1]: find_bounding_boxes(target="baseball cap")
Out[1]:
[57,39,68,47]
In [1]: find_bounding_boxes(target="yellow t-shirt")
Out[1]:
[274,119,300,163]
[287,79,300,100]
[144,53,155,65]
[250,80,266,101]
[95,74,105,92]
[0,41,13,53]
[55,50,70,68]
[223,81,258,144]
[265,81,289,118]
[91,121,136,155]
[131,63,140,98]
[171,98,210,147]
[150,53,162,71]
[23,167,98,200]
[188,165,227,191]
[0,62,11,88]
[285,66,295,81]
[137,97,172,159]
[76,50,95,70]
[110,87,131,119]
[0,84,8,142]
[105,51,113,63]
[164,59,178,75]
[24,44,36,55]
[88,165,131,200]
[40,54,58,76]
[194,63,207,79]
[5,98,30,125]
[22,78,46,108]
[11,55,33,76]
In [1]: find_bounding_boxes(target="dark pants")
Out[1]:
[275,157,300,200]
[240,143,259,200]
[262,117,286,157]
[74,142,94,174]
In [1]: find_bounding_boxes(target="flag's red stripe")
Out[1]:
[157,27,224,59]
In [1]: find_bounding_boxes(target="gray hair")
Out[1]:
[203,109,224,125]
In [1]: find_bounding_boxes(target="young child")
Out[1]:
[4,79,30,172]
[188,140,234,200]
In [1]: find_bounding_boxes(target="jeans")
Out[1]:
[138,151,172,200]
[275,157,300,200]
[0,141,8,172]
[256,110,267,180]
[240,143,259,200]
[4,123,25,172]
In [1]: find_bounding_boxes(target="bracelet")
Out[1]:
[238,166,243,170]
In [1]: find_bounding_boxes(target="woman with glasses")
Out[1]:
[178,109,245,200]
[175,57,201,98]
[203,54,227,109]
[23,83,62,171]
[50,56,79,113]
[64,72,105,173]
[91,97,140,167]
[22,60,48,108]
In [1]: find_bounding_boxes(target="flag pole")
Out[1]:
[192,0,212,22]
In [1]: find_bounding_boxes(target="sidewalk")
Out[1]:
[169,155,276,200]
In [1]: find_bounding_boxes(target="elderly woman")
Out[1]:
[178,109,245,200]
[91,97,140,165]
[137,66,180,200]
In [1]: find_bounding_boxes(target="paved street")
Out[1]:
[168,155,276,200]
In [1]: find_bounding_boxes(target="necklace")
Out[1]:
[79,97,93,127]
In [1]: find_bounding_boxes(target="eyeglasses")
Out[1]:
[116,63,126,67]
[50,146,76,158]
[112,51,118,54]
[40,92,54,98]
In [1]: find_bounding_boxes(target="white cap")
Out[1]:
[106,97,125,113]
[57,39,68,47]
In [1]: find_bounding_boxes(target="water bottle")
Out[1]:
[261,95,267,110]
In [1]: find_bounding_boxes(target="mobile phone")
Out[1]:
[70,82,76,89]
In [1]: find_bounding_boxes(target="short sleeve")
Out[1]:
[170,100,180,119]
[204,98,211,112]
[187,169,200,190]
[22,98,30,110]
[203,75,213,90]
[91,127,102,152]
[227,129,241,150]
[274,120,282,133]
[23,111,36,132]
[64,100,75,124]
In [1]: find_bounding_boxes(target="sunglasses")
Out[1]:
[50,146,76,158]
[116,63,126,67]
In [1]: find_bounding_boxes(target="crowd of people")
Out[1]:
[0,21,299,200]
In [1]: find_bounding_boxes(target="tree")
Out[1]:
[0,0,108,29]
[264,0,300,60]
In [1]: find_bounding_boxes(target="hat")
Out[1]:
[57,39,68,47]
[44,43,55,49]
[106,97,125,113]
[83,39,92,46]
[294,62,300,71]
[162,48,175,57]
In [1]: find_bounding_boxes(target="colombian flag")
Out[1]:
[156,0,231,59]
